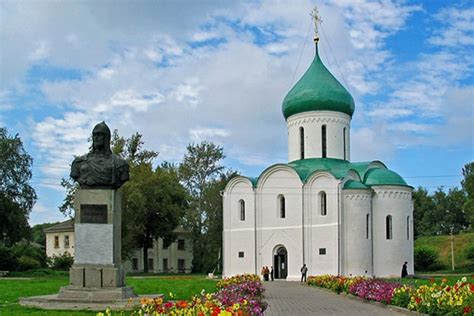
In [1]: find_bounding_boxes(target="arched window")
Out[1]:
[239,200,245,221]
[366,214,370,239]
[386,215,392,240]
[320,191,327,216]
[322,125,327,158]
[343,127,346,160]
[406,216,410,240]
[299,127,305,159]
[278,195,286,218]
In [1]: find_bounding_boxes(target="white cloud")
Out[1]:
[429,7,474,47]
[189,127,230,143]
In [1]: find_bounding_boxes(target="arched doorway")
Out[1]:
[273,246,288,279]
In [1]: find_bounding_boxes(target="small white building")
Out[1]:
[223,16,413,280]
[44,221,193,273]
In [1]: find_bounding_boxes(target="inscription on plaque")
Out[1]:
[80,204,108,224]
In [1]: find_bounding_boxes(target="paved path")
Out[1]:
[263,281,404,315]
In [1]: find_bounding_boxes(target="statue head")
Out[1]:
[92,121,111,152]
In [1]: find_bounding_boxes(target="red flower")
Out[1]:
[415,297,422,304]
[464,306,472,314]
[446,286,451,292]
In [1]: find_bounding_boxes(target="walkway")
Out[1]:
[263,281,404,315]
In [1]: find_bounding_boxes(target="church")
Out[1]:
[222,9,413,280]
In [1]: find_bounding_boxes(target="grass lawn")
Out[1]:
[0,274,217,316]
[388,274,473,287]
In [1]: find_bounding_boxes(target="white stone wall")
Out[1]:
[223,177,256,277]
[305,173,340,276]
[256,166,304,280]
[372,186,413,277]
[287,111,351,162]
[342,189,373,276]
[46,231,75,258]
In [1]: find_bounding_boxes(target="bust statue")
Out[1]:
[70,121,129,189]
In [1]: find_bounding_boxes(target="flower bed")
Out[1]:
[307,275,473,315]
[98,274,267,316]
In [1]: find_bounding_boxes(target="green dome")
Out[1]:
[343,180,369,190]
[363,168,408,187]
[282,45,355,120]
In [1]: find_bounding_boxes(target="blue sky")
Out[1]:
[0,0,472,225]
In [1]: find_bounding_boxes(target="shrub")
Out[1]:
[11,242,48,269]
[465,244,474,261]
[50,252,74,270]
[0,245,17,271]
[414,246,439,271]
[17,255,41,271]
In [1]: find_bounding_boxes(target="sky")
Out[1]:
[0,0,472,226]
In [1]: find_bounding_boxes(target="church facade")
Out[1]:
[222,20,413,280]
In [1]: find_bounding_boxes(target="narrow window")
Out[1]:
[407,216,410,240]
[319,248,326,255]
[386,215,393,240]
[178,239,185,250]
[239,199,245,221]
[64,235,70,248]
[54,236,59,248]
[278,195,286,218]
[178,259,185,273]
[320,192,327,216]
[238,251,244,258]
[322,125,327,158]
[163,259,168,272]
[299,127,305,159]
[366,214,370,239]
[343,127,347,160]
[148,258,154,270]
[132,258,139,270]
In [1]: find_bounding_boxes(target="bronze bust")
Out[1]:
[70,122,129,189]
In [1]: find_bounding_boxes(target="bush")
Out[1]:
[11,242,47,269]
[414,246,439,271]
[0,245,17,271]
[17,255,42,271]
[465,244,474,261]
[50,252,74,270]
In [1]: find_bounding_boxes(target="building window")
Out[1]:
[407,216,410,240]
[54,236,59,248]
[343,127,346,160]
[238,251,244,258]
[300,126,305,159]
[163,259,168,272]
[178,239,185,250]
[366,214,370,239]
[386,215,393,240]
[322,125,327,158]
[178,259,185,273]
[278,195,286,218]
[132,258,139,270]
[320,191,327,216]
[148,258,154,270]
[319,248,326,255]
[239,199,245,221]
[64,235,70,248]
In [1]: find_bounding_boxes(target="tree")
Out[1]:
[0,127,37,245]
[178,141,228,272]
[412,187,435,238]
[461,162,474,229]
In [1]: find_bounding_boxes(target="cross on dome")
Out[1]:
[310,6,322,43]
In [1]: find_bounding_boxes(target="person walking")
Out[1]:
[270,266,274,281]
[300,264,308,283]
[401,261,408,278]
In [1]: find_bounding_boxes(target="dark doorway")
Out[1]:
[273,246,288,279]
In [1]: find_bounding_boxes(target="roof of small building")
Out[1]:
[240,158,410,189]
[282,45,355,119]
[43,219,74,233]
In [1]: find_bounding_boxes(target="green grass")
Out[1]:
[415,232,474,272]
[0,274,217,315]
[388,274,472,287]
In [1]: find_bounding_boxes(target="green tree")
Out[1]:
[178,141,228,272]
[412,187,435,238]
[30,222,59,247]
[0,127,37,245]
[461,162,474,230]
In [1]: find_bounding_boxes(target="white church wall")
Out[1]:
[372,186,413,277]
[342,189,373,276]
[287,111,351,161]
[223,177,256,277]
[256,167,303,280]
[305,173,340,275]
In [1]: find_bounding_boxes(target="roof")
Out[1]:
[43,219,74,233]
[282,44,355,119]
[246,158,410,189]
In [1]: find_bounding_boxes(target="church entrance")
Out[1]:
[273,246,288,279]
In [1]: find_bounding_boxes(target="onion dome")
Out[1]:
[282,44,355,120]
